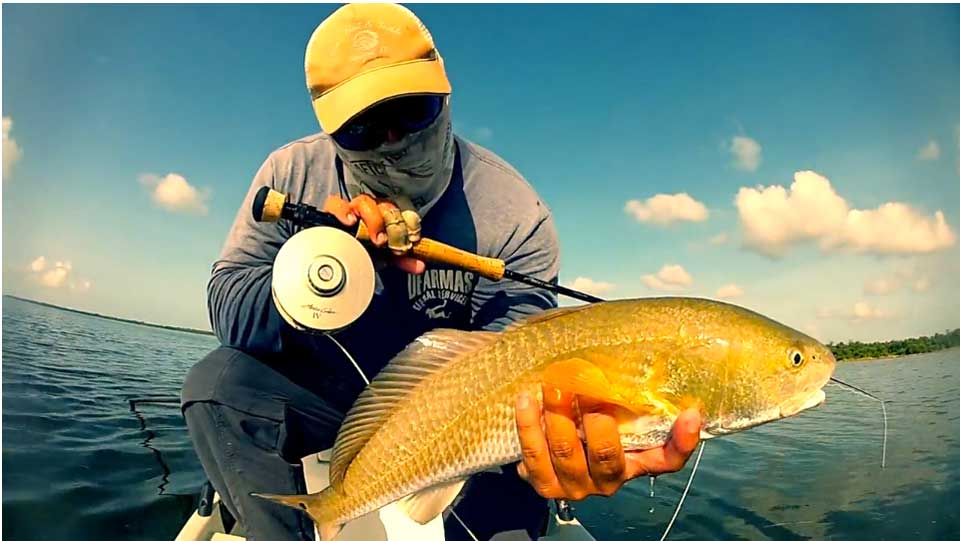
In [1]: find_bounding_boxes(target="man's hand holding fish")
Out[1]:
[515,388,702,500]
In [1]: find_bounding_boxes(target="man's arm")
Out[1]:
[470,210,560,331]
[207,156,291,354]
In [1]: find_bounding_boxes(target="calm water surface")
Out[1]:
[3,297,958,540]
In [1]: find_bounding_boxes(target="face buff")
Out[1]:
[334,99,455,216]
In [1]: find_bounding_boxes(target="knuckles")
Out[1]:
[589,441,624,467]
[548,439,580,461]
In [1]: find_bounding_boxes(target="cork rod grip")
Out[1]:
[411,239,506,281]
[355,222,505,281]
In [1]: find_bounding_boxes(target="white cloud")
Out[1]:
[864,267,934,296]
[735,170,956,257]
[27,256,91,291]
[852,301,890,321]
[864,277,899,296]
[3,116,23,179]
[708,233,729,245]
[642,264,693,291]
[139,173,210,215]
[715,283,744,299]
[565,277,615,296]
[818,301,891,321]
[730,135,762,172]
[624,193,708,226]
[29,256,47,272]
[40,261,72,288]
[917,140,940,161]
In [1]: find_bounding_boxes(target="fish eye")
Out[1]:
[790,350,804,367]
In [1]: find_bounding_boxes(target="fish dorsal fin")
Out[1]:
[505,304,596,331]
[329,329,500,488]
[396,478,468,524]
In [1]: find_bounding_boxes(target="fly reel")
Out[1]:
[271,226,376,332]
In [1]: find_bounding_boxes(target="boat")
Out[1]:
[175,449,597,541]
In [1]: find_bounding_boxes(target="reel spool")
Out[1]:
[272,226,376,332]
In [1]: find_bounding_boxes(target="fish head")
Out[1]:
[702,307,837,434]
[772,335,836,418]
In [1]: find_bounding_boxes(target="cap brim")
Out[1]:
[313,58,451,134]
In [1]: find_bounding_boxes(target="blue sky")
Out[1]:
[3,4,959,342]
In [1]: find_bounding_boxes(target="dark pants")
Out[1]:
[181,347,548,541]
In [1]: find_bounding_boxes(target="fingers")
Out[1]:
[578,395,627,496]
[322,196,357,227]
[624,409,702,478]
[542,387,592,500]
[349,195,388,247]
[390,255,426,275]
[377,200,411,255]
[393,195,422,243]
[515,392,565,499]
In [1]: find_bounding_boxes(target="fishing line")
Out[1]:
[326,333,480,540]
[449,509,480,541]
[658,441,705,541]
[828,377,887,469]
[327,333,370,386]
[128,397,182,496]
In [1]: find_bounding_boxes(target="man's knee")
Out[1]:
[182,346,240,404]
[181,346,344,461]
[181,346,290,421]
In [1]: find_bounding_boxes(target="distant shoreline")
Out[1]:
[843,346,960,363]
[3,295,215,337]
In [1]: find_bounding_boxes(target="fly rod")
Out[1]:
[252,187,604,304]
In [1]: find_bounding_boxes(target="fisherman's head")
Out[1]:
[305,3,455,214]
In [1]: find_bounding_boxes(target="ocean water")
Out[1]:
[2,296,958,540]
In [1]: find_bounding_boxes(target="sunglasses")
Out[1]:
[332,95,445,151]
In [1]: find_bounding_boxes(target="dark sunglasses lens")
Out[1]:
[332,122,379,151]
[333,95,444,150]
[397,95,443,131]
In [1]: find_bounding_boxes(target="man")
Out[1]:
[181,4,700,540]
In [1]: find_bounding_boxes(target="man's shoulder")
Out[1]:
[261,133,340,199]
[267,132,337,163]
[458,137,524,181]
[457,137,551,216]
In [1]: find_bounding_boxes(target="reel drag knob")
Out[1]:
[271,227,375,332]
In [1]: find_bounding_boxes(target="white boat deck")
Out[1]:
[175,451,596,541]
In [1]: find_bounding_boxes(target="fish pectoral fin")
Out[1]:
[252,492,318,513]
[397,478,467,525]
[253,490,341,539]
[542,358,650,415]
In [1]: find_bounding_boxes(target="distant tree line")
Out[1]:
[829,328,960,361]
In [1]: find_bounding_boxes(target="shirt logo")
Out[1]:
[407,269,477,322]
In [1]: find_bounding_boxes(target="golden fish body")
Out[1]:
[258,297,835,538]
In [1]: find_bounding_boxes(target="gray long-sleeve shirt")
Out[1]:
[187,133,560,413]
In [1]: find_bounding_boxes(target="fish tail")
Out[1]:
[252,486,343,540]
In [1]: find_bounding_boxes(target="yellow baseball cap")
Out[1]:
[305,3,452,134]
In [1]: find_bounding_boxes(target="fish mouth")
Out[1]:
[779,389,826,418]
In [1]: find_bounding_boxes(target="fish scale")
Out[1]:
[256,297,836,539]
